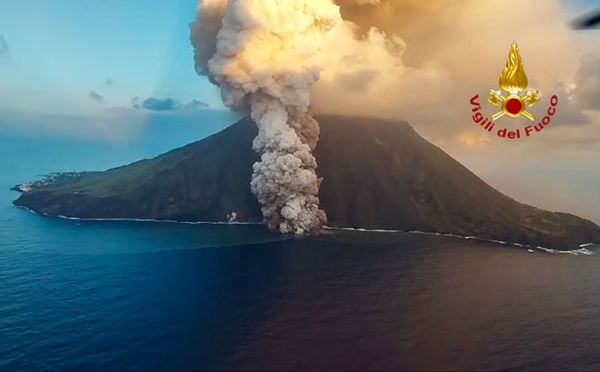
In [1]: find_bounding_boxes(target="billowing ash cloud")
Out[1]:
[190,0,341,234]
[189,0,227,79]
[305,0,594,148]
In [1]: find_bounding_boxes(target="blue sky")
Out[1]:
[0,0,597,115]
[563,0,600,12]
[0,0,224,114]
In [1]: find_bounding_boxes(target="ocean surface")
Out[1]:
[2,122,600,371]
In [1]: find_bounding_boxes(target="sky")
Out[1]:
[2,0,600,223]
[0,0,596,114]
[0,0,225,113]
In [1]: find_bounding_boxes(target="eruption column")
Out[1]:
[190,0,341,234]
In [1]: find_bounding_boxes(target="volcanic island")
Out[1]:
[12,115,600,251]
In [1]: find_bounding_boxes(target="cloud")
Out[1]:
[141,97,179,111]
[549,83,591,127]
[131,96,209,111]
[88,91,104,102]
[105,78,114,86]
[571,53,600,110]
[189,0,227,79]
[308,0,597,149]
[190,0,599,155]
[352,0,381,4]
[131,96,141,109]
[183,99,209,110]
[0,34,8,56]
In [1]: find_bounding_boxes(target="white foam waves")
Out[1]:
[329,227,595,256]
[14,205,261,226]
[14,205,596,255]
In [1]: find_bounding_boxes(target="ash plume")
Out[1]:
[190,0,341,234]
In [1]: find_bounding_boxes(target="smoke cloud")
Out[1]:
[190,0,598,232]
[315,0,592,147]
[190,0,341,234]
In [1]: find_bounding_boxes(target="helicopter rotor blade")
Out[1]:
[571,8,600,30]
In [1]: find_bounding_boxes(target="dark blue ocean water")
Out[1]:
[2,119,600,371]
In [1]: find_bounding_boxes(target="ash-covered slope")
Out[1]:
[13,115,600,250]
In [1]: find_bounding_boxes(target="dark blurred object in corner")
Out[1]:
[572,8,600,30]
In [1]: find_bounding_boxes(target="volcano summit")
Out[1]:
[12,115,600,251]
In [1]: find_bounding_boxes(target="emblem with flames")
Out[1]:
[488,42,540,121]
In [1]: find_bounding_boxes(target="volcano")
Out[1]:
[12,115,600,250]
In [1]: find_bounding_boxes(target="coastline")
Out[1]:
[333,227,595,256]
[14,204,595,256]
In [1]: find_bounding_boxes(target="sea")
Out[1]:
[2,116,600,371]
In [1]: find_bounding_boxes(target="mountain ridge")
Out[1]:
[12,114,600,250]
